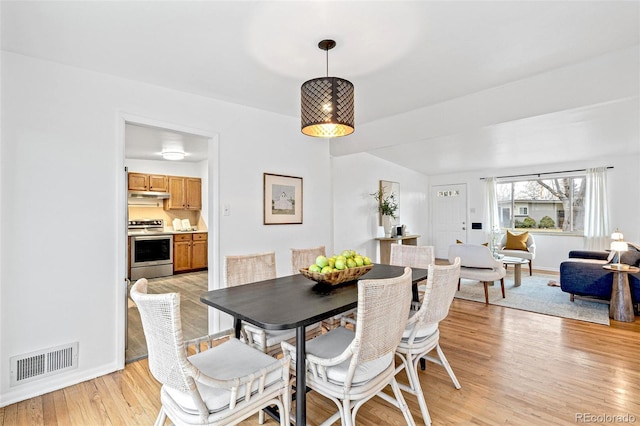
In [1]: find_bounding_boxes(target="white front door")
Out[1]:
[432,184,467,259]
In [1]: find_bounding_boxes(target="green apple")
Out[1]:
[341,250,352,259]
[309,264,322,273]
[335,259,346,270]
[328,258,336,268]
[346,258,357,268]
[354,256,364,266]
[363,256,372,265]
[321,265,333,274]
[315,255,329,268]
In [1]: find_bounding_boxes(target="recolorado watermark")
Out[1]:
[576,413,637,423]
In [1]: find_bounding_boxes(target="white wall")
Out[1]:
[0,52,332,406]
[2,50,638,407]
[332,153,430,262]
[429,154,640,271]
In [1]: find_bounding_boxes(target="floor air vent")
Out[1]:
[10,342,78,386]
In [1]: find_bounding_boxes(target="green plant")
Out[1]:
[371,188,398,219]
[516,217,537,228]
[539,215,555,228]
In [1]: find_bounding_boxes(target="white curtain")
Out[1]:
[484,177,500,245]
[584,167,610,250]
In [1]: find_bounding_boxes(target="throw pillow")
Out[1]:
[621,249,640,267]
[504,230,529,251]
[456,239,488,247]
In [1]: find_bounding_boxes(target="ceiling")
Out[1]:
[2,1,639,173]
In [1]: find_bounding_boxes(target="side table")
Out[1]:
[374,235,420,264]
[501,256,529,287]
[603,265,639,322]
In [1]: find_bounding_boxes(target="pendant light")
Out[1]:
[301,39,355,138]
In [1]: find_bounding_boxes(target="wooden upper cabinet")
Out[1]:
[186,178,202,210]
[165,176,187,209]
[148,175,168,192]
[164,176,202,210]
[128,172,168,192]
[128,173,149,191]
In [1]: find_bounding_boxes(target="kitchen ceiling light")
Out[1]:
[301,39,354,138]
[161,149,185,161]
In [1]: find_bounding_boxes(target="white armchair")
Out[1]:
[448,244,506,304]
[498,231,536,275]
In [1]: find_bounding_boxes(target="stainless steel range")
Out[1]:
[128,219,173,280]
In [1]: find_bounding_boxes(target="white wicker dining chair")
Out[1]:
[394,258,462,426]
[291,245,326,274]
[291,245,355,331]
[390,244,435,302]
[226,252,322,357]
[282,267,416,426]
[130,278,291,426]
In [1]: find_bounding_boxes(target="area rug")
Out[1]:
[454,273,610,325]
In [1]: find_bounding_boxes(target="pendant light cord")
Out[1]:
[325,48,329,77]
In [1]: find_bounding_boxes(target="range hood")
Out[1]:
[128,190,171,200]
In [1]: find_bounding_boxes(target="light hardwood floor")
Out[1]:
[2,296,639,425]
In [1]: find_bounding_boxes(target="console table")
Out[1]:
[375,235,420,264]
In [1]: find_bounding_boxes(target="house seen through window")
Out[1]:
[497,176,585,233]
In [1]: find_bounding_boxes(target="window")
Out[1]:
[497,176,585,233]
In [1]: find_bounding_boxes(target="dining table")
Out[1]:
[200,263,428,425]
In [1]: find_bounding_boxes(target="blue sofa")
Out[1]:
[559,246,640,312]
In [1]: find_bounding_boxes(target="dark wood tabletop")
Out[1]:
[200,263,427,331]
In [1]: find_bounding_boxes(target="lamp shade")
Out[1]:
[611,231,624,241]
[301,77,355,137]
[610,241,628,252]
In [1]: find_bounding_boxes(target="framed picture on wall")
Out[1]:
[379,180,400,225]
[264,173,303,225]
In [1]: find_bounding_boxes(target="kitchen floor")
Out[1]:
[126,270,208,363]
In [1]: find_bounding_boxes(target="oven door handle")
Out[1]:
[131,235,173,241]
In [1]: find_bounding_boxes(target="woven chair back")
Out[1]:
[291,245,326,274]
[418,258,461,325]
[390,245,434,269]
[225,252,276,287]
[130,279,196,394]
[353,267,413,363]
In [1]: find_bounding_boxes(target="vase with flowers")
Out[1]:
[371,188,398,237]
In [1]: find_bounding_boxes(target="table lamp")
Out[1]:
[611,229,624,241]
[610,241,629,270]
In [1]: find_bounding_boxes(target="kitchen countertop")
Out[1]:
[127,229,208,237]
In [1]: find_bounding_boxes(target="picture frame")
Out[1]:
[263,173,303,225]
[379,180,400,225]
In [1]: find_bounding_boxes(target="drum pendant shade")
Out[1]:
[301,40,355,138]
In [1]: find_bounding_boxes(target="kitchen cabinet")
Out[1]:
[174,233,208,273]
[128,172,168,192]
[164,176,202,210]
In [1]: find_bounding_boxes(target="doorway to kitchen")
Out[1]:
[122,118,218,363]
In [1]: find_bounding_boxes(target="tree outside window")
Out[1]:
[497,177,585,233]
